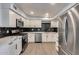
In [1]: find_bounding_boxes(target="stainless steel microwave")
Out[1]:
[16,18,24,27]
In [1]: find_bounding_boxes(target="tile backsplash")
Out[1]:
[0,28,7,35]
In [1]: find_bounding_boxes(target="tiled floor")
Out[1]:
[22,42,58,55]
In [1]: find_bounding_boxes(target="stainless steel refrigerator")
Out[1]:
[58,4,79,55]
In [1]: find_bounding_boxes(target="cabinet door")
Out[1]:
[30,20,41,28]
[0,36,17,55]
[42,33,47,42]
[51,33,58,42]
[9,10,16,27]
[47,33,58,42]
[28,33,35,42]
[24,20,30,27]
[23,19,29,27]
[34,20,41,27]
[9,36,18,55]
[51,21,58,27]
[8,41,17,55]
[9,36,22,55]
[16,36,22,55]
[23,20,41,28]
[46,33,53,42]
[29,20,32,27]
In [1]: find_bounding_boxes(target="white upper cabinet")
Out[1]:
[0,4,16,27]
[30,20,41,28]
[10,4,26,19]
[9,10,17,27]
[0,4,25,27]
[22,19,29,27]
[23,20,41,28]
[51,21,59,27]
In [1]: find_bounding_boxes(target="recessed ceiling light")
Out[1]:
[30,11,34,14]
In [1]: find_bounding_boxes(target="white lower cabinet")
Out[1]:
[27,32,58,43]
[42,33,47,42]
[8,36,17,55]
[16,36,22,55]
[9,36,22,55]
[28,33,35,42]
[0,37,12,55]
[0,36,22,55]
[8,41,17,55]
[0,40,16,55]
[42,33,58,42]
[46,33,55,42]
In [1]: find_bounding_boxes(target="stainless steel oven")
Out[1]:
[21,34,28,52]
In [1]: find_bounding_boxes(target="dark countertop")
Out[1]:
[0,32,27,38]
[0,31,57,38]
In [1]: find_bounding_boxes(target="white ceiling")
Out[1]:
[15,3,71,19]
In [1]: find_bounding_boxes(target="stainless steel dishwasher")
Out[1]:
[35,33,42,43]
